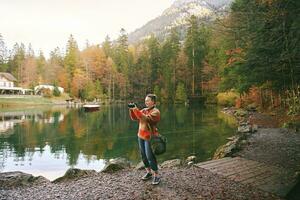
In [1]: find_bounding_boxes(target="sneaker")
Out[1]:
[152,176,161,185]
[141,172,152,181]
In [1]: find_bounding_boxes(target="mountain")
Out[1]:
[128,0,233,43]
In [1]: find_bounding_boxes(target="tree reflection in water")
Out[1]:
[0,105,236,179]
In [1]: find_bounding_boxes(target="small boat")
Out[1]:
[83,104,100,112]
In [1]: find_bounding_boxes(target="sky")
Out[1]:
[0,0,174,57]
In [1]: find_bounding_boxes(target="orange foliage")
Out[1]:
[235,86,282,109]
[201,61,220,92]
[71,68,88,97]
[202,76,220,92]
[20,57,38,87]
[225,48,245,66]
[235,98,242,108]
[57,68,69,91]
[236,86,261,108]
[80,46,107,80]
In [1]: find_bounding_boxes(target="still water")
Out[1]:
[0,105,236,181]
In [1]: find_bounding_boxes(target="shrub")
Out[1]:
[53,86,61,97]
[286,87,300,116]
[217,91,239,106]
[41,88,53,98]
[175,83,187,104]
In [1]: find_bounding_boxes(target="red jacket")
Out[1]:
[129,107,160,140]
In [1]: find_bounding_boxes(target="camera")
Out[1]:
[127,102,136,108]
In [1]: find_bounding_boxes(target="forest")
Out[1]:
[0,0,299,111]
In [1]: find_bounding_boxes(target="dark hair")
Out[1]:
[146,94,157,103]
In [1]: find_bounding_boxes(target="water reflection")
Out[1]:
[0,109,65,134]
[0,105,236,180]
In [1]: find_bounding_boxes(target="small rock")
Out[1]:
[251,124,258,132]
[240,140,247,145]
[186,155,197,162]
[238,125,251,133]
[160,159,182,168]
[227,136,237,141]
[187,161,194,166]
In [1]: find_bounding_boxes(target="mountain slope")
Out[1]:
[128,0,233,43]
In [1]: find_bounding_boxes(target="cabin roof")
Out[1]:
[0,73,17,81]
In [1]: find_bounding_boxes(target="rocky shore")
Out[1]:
[1,107,299,200]
[0,160,280,200]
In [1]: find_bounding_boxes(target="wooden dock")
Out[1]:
[195,157,297,197]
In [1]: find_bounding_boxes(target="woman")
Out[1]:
[129,94,161,185]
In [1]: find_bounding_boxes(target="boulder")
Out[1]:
[0,171,49,188]
[101,157,131,173]
[246,103,257,112]
[213,136,241,159]
[53,168,96,183]
[160,159,182,168]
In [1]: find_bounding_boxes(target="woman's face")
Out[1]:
[145,96,155,108]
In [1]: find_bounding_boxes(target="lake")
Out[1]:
[0,104,236,181]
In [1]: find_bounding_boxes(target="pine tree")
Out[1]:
[147,34,161,87]
[160,28,180,102]
[64,34,80,92]
[175,82,187,104]
[102,35,112,58]
[37,50,46,84]
[184,15,209,95]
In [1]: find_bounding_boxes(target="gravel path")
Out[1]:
[235,128,300,172]
[0,166,280,200]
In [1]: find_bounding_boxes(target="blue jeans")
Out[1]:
[138,137,158,171]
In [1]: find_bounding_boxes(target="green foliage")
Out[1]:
[114,28,129,74]
[2,0,298,108]
[160,28,180,102]
[216,91,239,106]
[147,35,161,87]
[53,86,61,97]
[95,80,104,100]
[37,51,46,81]
[9,43,26,83]
[184,15,210,95]
[153,85,160,101]
[64,34,79,91]
[286,87,300,116]
[220,0,300,93]
[175,82,187,104]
